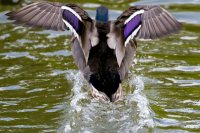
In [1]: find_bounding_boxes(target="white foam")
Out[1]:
[128,76,155,128]
[61,72,155,132]
[65,70,87,112]
[61,70,88,132]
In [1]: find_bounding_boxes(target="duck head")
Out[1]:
[96,6,109,23]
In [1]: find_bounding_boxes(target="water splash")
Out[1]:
[58,72,155,133]
[58,70,89,133]
[65,70,88,112]
[127,75,155,129]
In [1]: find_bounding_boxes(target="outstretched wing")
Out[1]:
[116,5,181,46]
[6,2,97,64]
[6,2,91,36]
[108,5,181,67]
[7,2,67,30]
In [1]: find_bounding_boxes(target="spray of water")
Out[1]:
[128,75,155,128]
[58,70,155,133]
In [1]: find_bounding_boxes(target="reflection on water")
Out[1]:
[0,0,200,132]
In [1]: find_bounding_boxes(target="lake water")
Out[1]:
[0,0,200,132]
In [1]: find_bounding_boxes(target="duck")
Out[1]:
[6,2,181,102]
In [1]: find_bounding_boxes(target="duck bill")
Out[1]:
[90,84,123,103]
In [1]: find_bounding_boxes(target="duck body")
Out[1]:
[6,2,181,102]
[72,20,136,101]
[87,23,121,101]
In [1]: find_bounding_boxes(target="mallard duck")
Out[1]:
[6,2,181,102]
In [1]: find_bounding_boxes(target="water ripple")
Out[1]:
[0,33,10,40]
[41,50,72,57]
[0,100,19,106]
[165,108,200,114]
[180,36,199,40]
[167,78,200,86]
[36,30,69,38]
[151,66,200,72]
[26,88,45,94]
[181,100,200,106]
[0,117,15,122]
[0,52,37,60]
[0,85,22,91]
[0,125,50,129]
[46,104,65,113]
[17,109,38,113]
[155,118,180,127]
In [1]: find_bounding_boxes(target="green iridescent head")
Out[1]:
[96,6,109,22]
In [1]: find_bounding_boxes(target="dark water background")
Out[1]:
[0,0,200,132]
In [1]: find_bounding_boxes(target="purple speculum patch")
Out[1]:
[124,14,142,39]
[62,9,82,34]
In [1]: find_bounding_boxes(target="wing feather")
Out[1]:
[111,5,181,67]
[144,13,151,39]
[6,2,68,31]
[116,5,181,43]
[7,1,96,67]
